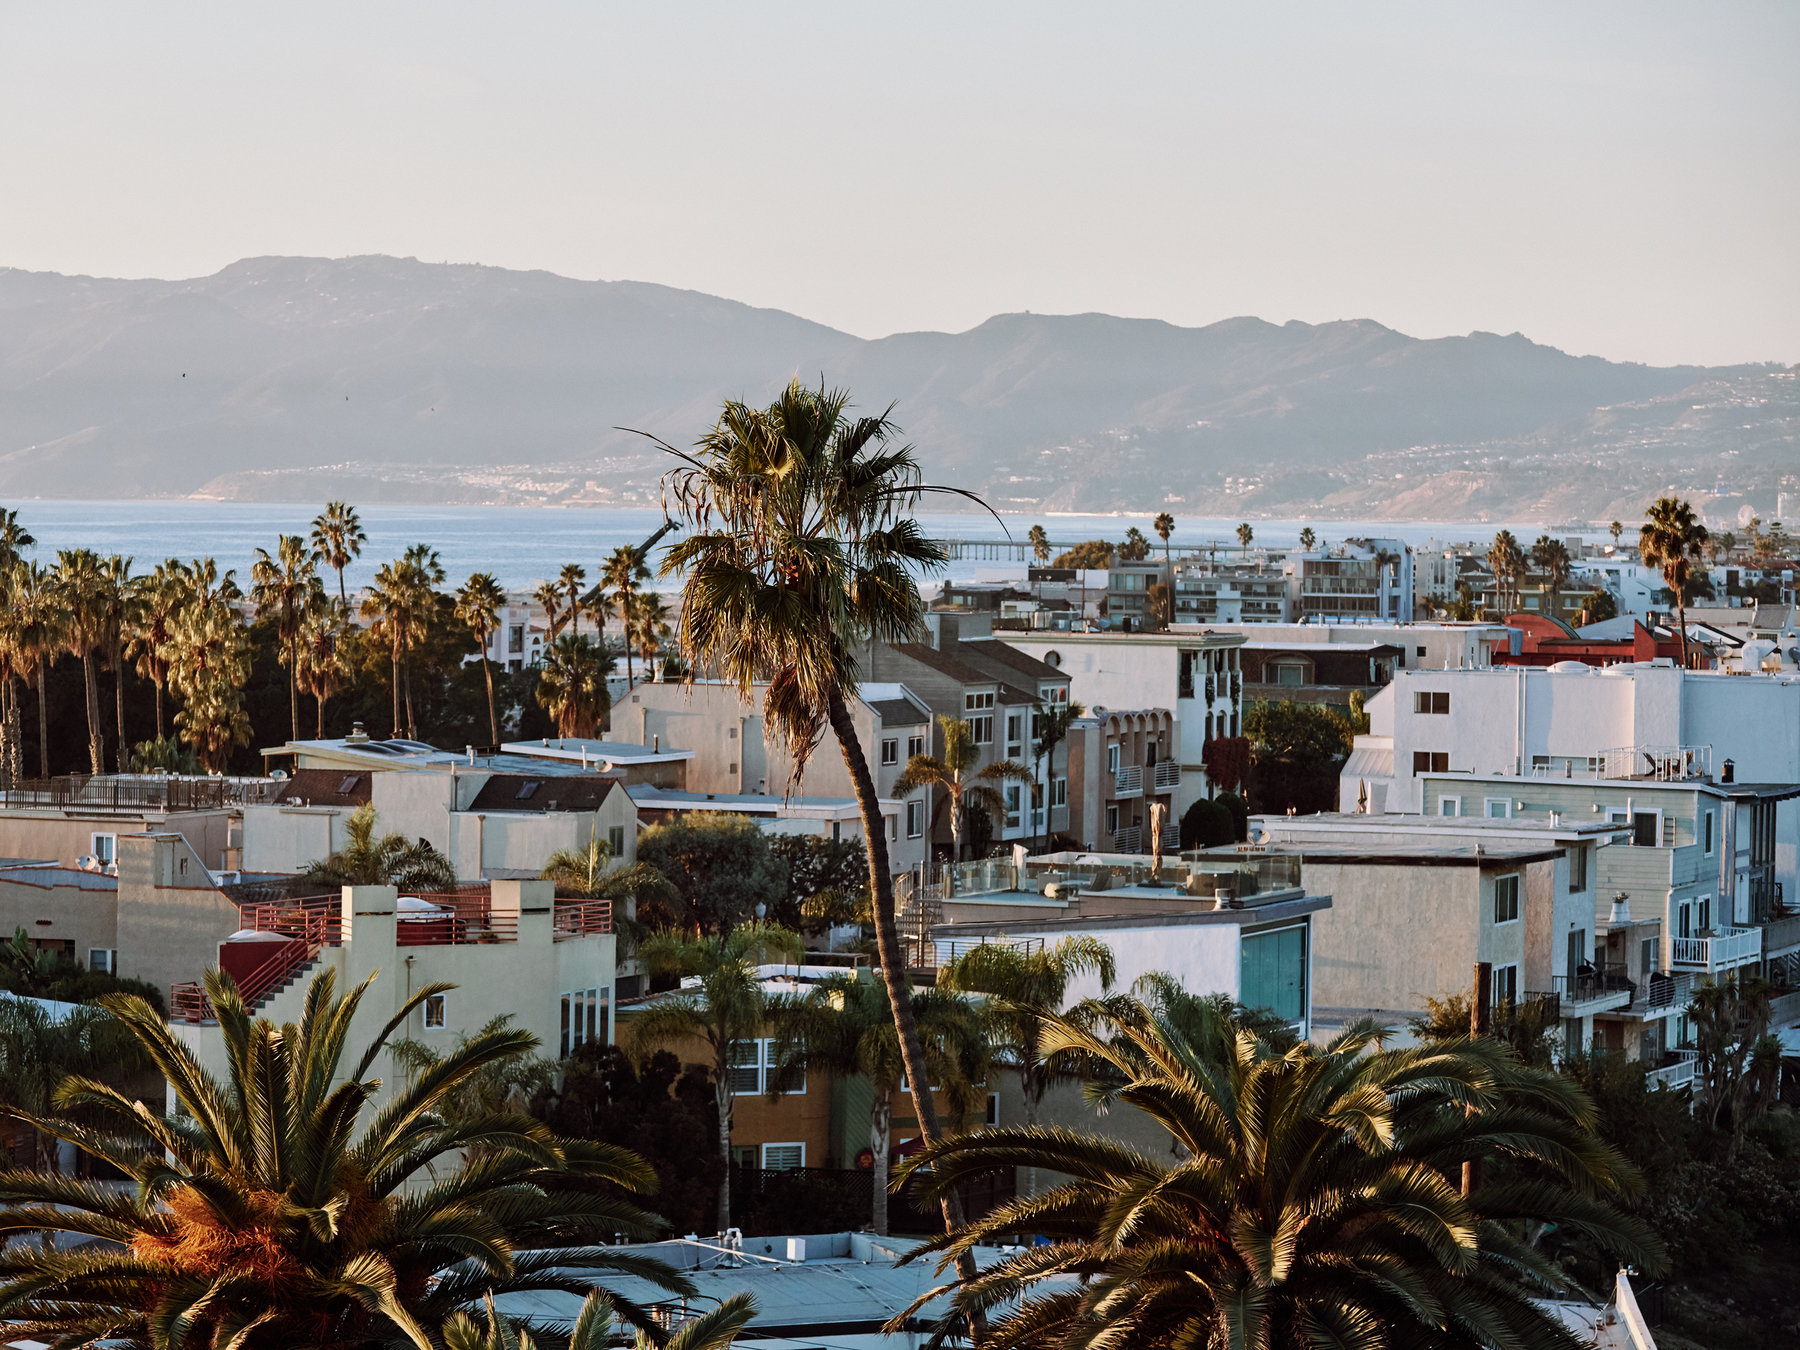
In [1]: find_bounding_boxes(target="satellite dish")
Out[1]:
[271,768,289,781]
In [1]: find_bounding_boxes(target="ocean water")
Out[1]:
[3,499,1564,592]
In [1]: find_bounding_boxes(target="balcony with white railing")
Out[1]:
[1113,826,1142,854]
[1670,925,1762,973]
[1152,760,1180,790]
[1113,765,1144,796]
[1645,1048,1699,1090]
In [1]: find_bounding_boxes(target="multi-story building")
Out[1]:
[1284,539,1414,623]
[1063,708,1180,853]
[1172,566,1290,624]
[0,775,266,873]
[998,629,1246,815]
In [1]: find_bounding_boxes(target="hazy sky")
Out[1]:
[4,3,1796,366]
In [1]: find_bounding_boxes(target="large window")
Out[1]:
[608,825,626,856]
[968,716,993,745]
[1414,691,1450,715]
[880,738,898,766]
[1412,751,1448,774]
[761,1142,805,1170]
[560,987,609,1057]
[1240,924,1307,1024]
[907,800,924,838]
[1050,777,1067,808]
[1567,844,1587,893]
[727,1039,805,1096]
[964,690,995,713]
[1493,874,1520,924]
[1004,785,1022,830]
[907,734,925,759]
[1491,964,1519,1008]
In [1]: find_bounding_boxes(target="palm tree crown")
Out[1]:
[1638,496,1709,669]
[0,966,688,1348]
[301,802,456,890]
[893,715,1033,865]
[603,545,652,688]
[310,500,366,607]
[251,534,322,742]
[537,633,613,739]
[455,571,508,746]
[52,548,115,775]
[897,999,1666,1350]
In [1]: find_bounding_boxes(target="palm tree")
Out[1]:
[0,507,32,569]
[604,545,652,688]
[1235,521,1253,549]
[537,633,613,738]
[95,554,136,772]
[0,991,148,1172]
[629,592,672,682]
[251,534,321,742]
[0,514,34,784]
[895,999,1666,1349]
[936,935,1113,1199]
[51,549,111,775]
[540,830,675,909]
[298,597,350,738]
[166,592,253,772]
[445,1289,755,1350]
[783,976,987,1235]
[893,715,1033,869]
[456,571,507,745]
[559,563,588,639]
[1486,529,1525,615]
[532,579,568,643]
[652,379,992,1251]
[9,562,57,780]
[1028,698,1084,851]
[1639,496,1710,669]
[1609,518,1624,547]
[310,500,366,607]
[0,966,688,1347]
[1531,535,1573,616]
[1299,525,1316,551]
[128,559,188,743]
[363,545,444,739]
[1152,511,1174,579]
[1028,524,1050,565]
[301,802,456,890]
[631,923,806,1232]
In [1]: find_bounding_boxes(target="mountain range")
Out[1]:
[1,254,1793,521]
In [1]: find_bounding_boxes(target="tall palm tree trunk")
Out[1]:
[337,565,347,609]
[288,634,300,742]
[316,690,326,739]
[827,689,968,1235]
[403,653,417,739]
[35,666,49,779]
[81,653,103,776]
[481,649,498,745]
[715,1074,733,1234]
[1674,594,1689,670]
[152,676,165,744]
[869,1096,892,1236]
[390,651,402,738]
[111,643,126,773]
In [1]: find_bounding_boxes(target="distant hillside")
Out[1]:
[0,255,1791,518]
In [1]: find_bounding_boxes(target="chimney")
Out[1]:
[653,733,660,753]
[345,722,370,744]
[1609,892,1631,924]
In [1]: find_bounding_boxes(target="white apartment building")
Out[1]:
[1187,621,1509,674]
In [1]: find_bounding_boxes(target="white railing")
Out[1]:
[1598,744,1712,782]
[1152,761,1180,789]
[1113,826,1142,854]
[1114,765,1143,795]
[1670,925,1762,971]
[1645,1048,1699,1089]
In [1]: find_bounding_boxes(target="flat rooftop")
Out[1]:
[268,737,683,776]
[623,785,888,817]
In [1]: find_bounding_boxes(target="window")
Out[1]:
[1412,751,1448,774]
[1492,963,1519,1008]
[508,624,524,655]
[1178,650,1197,699]
[608,825,626,856]
[1439,796,1461,817]
[560,987,609,1057]
[907,800,924,838]
[423,993,448,1030]
[1485,798,1511,819]
[881,738,898,766]
[728,1040,805,1096]
[1414,691,1450,715]
[1106,804,1120,836]
[1239,924,1307,1024]
[907,734,925,759]
[1005,714,1023,756]
[1416,645,1427,658]
[727,726,738,739]
[1567,844,1587,893]
[969,716,992,745]
[515,781,541,800]
[728,762,737,775]
[1044,650,1062,668]
[1051,777,1067,808]
[887,813,897,839]
[985,1093,1001,1126]
[964,690,995,712]
[1043,685,1068,705]
[1005,785,1022,830]
[90,833,116,867]
[1493,874,1520,924]
[337,774,360,794]
[1703,810,1714,855]
[1273,662,1306,686]
[761,1142,805,1171]
[1108,744,1122,774]
[87,948,115,975]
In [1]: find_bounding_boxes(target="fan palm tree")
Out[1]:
[94,554,137,772]
[1531,535,1573,617]
[456,571,507,745]
[1152,511,1174,577]
[1235,521,1253,549]
[558,563,588,639]
[893,715,1033,869]
[310,500,366,608]
[894,1000,1666,1350]
[629,593,672,683]
[650,380,994,1253]
[0,989,149,1172]
[936,936,1114,1199]
[537,633,613,739]
[298,597,351,738]
[51,548,113,775]
[1299,525,1316,551]
[0,966,690,1347]
[0,507,32,569]
[301,802,456,891]
[532,580,568,644]
[1028,697,1084,851]
[631,923,806,1232]
[445,1289,756,1350]
[1028,524,1050,565]
[604,545,652,688]
[1609,519,1624,547]
[1639,496,1710,669]
[363,545,445,739]
[780,976,987,1235]
[251,534,322,742]
[0,578,21,788]
[129,559,189,743]
[166,569,253,772]
[1486,529,1526,615]
[9,562,56,780]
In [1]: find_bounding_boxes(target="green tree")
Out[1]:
[166,566,252,772]
[251,534,322,743]
[781,976,988,1234]
[363,547,441,739]
[1689,973,1780,1157]
[937,936,1114,1198]
[98,554,135,772]
[298,597,351,738]
[1243,699,1355,816]
[558,563,588,640]
[628,592,672,681]
[1235,521,1253,549]
[445,1288,755,1350]
[1151,511,1174,570]
[532,579,567,643]
[128,558,188,743]
[0,989,149,1171]
[652,379,989,1253]
[1027,523,1050,565]
[1051,539,1114,569]
[1575,588,1618,626]
[8,562,56,779]
[310,500,366,608]
[51,548,111,775]
[1118,526,1151,562]
[0,967,687,1347]
[631,923,806,1232]
[603,546,652,689]
[1609,518,1624,546]
[635,812,785,933]
[1179,796,1234,848]
[1530,535,1572,614]
[1486,529,1525,614]
[1029,697,1085,851]
[767,832,869,934]
[536,633,613,739]
[1298,525,1316,551]
[455,571,507,746]
[1638,496,1710,669]
[893,715,1033,867]
[896,1000,1665,1349]
[301,802,456,890]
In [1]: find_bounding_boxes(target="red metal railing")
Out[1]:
[170,895,341,1024]
[398,892,514,946]
[552,899,613,939]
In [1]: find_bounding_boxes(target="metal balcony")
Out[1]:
[1152,761,1181,789]
[1670,925,1762,972]
[1645,1048,1699,1090]
[1551,966,1634,1015]
[1113,765,1144,796]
